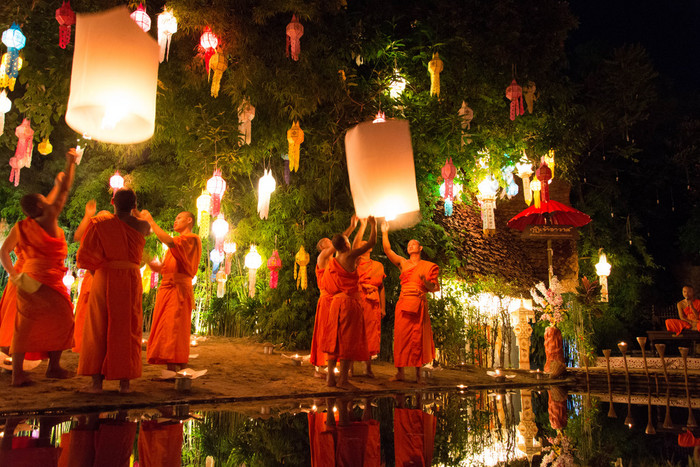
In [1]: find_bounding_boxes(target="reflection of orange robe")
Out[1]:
[337,422,369,466]
[363,420,380,467]
[394,408,435,467]
[77,214,145,380]
[137,421,183,467]
[358,258,385,357]
[321,258,369,362]
[0,437,60,466]
[310,265,332,367]
[11,218,74,354]
[666,299,700,335]
[308,411,337,467]
[72,272,93,353]
[147,233,201,365]
[393,260,438,368]
[59,421,137,467]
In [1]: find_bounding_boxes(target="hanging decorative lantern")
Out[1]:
[130,4,151,32]
[530,178,542,209]
[38,138,53,155]
[285,15,304,61]
[595,251,611,303]
[157,8,177,63]
[245,245,263,297]
[388,70,406,99]
[544,150,555,179]
[267,250,282,289]
[502,166,519,198]
[237,99,255,145]
[458,101,474,146]
[345,118,420,228]
[0,53,22,91]
[427,52,443,97]
[441,158,457,216]
[56,1,76,49]
[505,79,525,121]
[2,23,25,81]
[223,240,236,275]
[281,153,290,185]
[535,162,553,202]
[209,49,227,98]
[62,271,75,295]
[150,269,159,289]
[211,214,229,250]
[523,81,537,114]
[206,169,227,216]
[199,211,210,239]
[372,111,386,123]
[478,175,498,236]
[515,156,533,205]
[109,171,124,197]
[209,248,224,267]
[141,265,151,293]
[439,181,462,217]
[294,246,309,290]
[0,90,10,134]
[215,269,227,298]
[287,121,304,172]
[199,27,218,73]
[9,119,33,187]
[65,7,159,144]
[196,190,211,225]
[257,169,276,219]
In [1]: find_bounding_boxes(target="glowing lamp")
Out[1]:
[38,138,53,155]
[345,119,420,229]
[0,90,10,134]
[223,240,236,274]
[478,175,498,236]
[206,169,227,216]
[596,251,611,303]
[209,248,224,264]
[56,1,76,49]
[196,190,211,226]
[428,52,443,97]
[130,4,151,32]
[515,156,533,205]
[65,7,159,144]
[257,169,276,219]
[267,250,282,289]
[245,245,262,297]
[441,157,457,216]
[372,112,386,123]
[157,8,177,62]
[388,71,406,99]
[287,122,304,172]
[109,171,124,191]
[199,27,218,72]
[211,214,229,250]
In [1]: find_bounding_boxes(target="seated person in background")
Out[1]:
[666,285,700,335]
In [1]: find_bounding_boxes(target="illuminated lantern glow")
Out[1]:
[502,165,519,198]
[441,157,457,216]
[285,15,304,61]
[199,27,218,73]
[199,211,210,239]
[544,149,555,179]
[209,248,223,265]
[535,162,552,202]
[206,169,227,216]
[294,246,309,290]
[372,111,386,123]
[388,71,406,99]
[267,250,282,289]
[439,181,462,217]
[209,49,227,98]
[515,155,533,205]
[287,121,304,172]
[427,52,443,97]
[157,8,177,63]
[523,81,537,113]
[478,175,498,236]
[140,265,151,293]
[458,100,473,146]
[0,90,10,134]
[237,99,255,145]
[1,23,25,84]
[196,190,211,225]
[38,138,53,155]
[0,53,22,91]
[130,4,151,33]
[150,270,159,289]
[505,79,525,121]
[9,119,33,187]
[216,270,227,298]
[65,6,159,144]
[595,252,611,303]
[257,169,276,219]
[345,118,420,228]
[109,171,124,191]
[530,178,542,209]
[223,240,236,275]
[211,214,229,250]
[245,245,263,297]
[62,271,75,295]
[55,1,76,49]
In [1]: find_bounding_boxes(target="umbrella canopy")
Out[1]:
[507,198,591,231]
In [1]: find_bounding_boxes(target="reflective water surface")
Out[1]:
[0,387,697,466]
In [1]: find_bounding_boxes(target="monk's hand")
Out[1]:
[350,214,359,229]
[66,148,78,164]
[381,220,389,233]
[367,216,376,228]
[359,217,368,227]
[54,172,65,186]
[139,209,153,223]
[85,199,97,217]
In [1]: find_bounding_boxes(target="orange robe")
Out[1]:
[59,421,137,467]
[137,421,183,467]
[666,299,700,335]
[308,411,337,467]
[393,260,439,368]
[71,272,93,353]
[393,408,435,467]
[679,431,700,447]
[358,258,385,357]
[10,218,74,355]
[0,437,60,466]
[321,258,369,362]
[147,233,201,365]
[310,265,332,367]
[76,214,145,380]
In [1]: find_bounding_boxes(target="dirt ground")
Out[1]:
[0,336,549,416]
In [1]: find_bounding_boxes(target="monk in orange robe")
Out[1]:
[137,419,183,467]
[666,286,700,335]
[381,221,439,383]
[322,217,376,390]
[141,210,202,371]
[76,189,150,393]
[0,150,78,386]
[393,403,436,467]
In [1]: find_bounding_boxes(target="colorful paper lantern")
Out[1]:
[157,8,177,63]
[595,252,611,303]
[502,166,519,198]
[206,169,226,217]
[223,240,236,275]
[439,181,462,217]
[65,7,159,144]
[441,157,457,216]
[535,162,552,202]
[209,50,227,98]
[428,52,443,97]
[0,53,22,91]
[199,27,218,73]
[209,248,224,265]
[505,79,524,121]
[199,212,210,239]
[38,138,53,156]
[1,23,25,86]
[530,178,542,209]
[211,214,229,250]
[344,118,420,228]
[0,90,10,134]
[140,265,151,293]
[287,121,304,172]
[196,190,211,222]
[478,175,498,236]
[245,245,262,297]
[9,119,33,187]
[237,99,255,145]
[257,169,276,219]
[130,4,151,32]
[294,246,309,290]
[285,15,304,61]
[62,271,75,294]
[56,1,76,49]
[267,250,282,289]
[515,156,533,205]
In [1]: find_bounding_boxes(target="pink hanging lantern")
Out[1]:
[199,27,219,73]
[535,162,552,204]
[505,79,524,121]
[55,1,76,49]
[441,157,457,216]
[267,250,282,289]
[9,119,33,187]
[130,4,151,33]
[206,169,227,216]
[285,15,303,61]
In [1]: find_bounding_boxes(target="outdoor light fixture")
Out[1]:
[596,250,611,302]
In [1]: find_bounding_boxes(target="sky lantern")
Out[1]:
[9,119,33,187]
[345,118,420,228]
[287,121,304,172]
[237,99,255,145]
[267,250,282,289]
[0,90,10,134]
[294,246,309,290]
[596,251,611,303]
[245,245,262,297]
[223,240,236,274]
[211,214,229,250]
[38,138,53,155]
[515,156,533,205]
[1,23,25,87]
[157,8,177,62]
[56,1,76,49]
[130,4,151,32]
[206,169,226,216]
[257,169,276,219]
[506,79,525,121]
[200,27,218,73]
[286,15,303,61]
[428,52,443,97]
[441,157,457,216]
[65,7,159,144]
[478,175,499,236]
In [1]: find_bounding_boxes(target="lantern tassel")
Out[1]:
[522,176,532,205]
[248,269,256,297]
[158,32,171,63]
[294,246,309,290]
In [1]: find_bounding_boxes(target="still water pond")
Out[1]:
[0,387,696,466]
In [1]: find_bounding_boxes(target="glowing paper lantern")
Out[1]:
[38,138,53,155]
[199,27,218,73]
[209,50,227,98]
[257,169,276,219]
[287,121,304,172]
[56,1,76,49]
[285,15,304,61]
[196,190,211,223]
[478,175,498,236]
[66,7,158,144]
[157,8,177,62]
[267,250,282,289]
[505,79,524,121]
[206,169,227,216]
[0,90,10,134]
[9,119,33,187]
[130,4,151,32]
[294,246,309,290]
[223,240,236,275]
[439,181,462,217]
[535,162,552,202]
[428,52,443,97]
[515,156,533,205]
[0,54,21,91]
[209,248,223,265]
[388,71,406,99]
[245,245,262,297]
[238,99,255,145]
[530,178,542,209]
[109,171,124,191]
[441,157,457,216]
[596,252,611,303]
[1,23,25,85]
[216,270,227,298]
[211,214,229,250]
[344,118,420,228]
[199,212,210,239]
[141,264,151,293]
[502,166,519,198]
[62,271,75,294]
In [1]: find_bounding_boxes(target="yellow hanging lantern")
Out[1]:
[294,245,309,290]
[196,190,211,225]
[544,150,555,178]
[0,53,22,91]
[38,138,53,155]
[287,121,304,172]
[209,49,227,98]
[530,178,542,209]
[427,52,443,97]
[199,211,210,239]
[141,264,152,293]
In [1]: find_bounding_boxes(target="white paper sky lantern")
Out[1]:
[65,6,159,144]
[345,119,420,229]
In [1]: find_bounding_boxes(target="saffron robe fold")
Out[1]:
[393,408,436,467]
[147,233,202,365]
[77,214,145,380]
[666,299,700,335]
[72,272,93,353]
[310,265,332,367]
[393,260,439,368]
[358,258,385,357]
[10,218,73,354]
[137,421,183,467]
[320,258,369,362]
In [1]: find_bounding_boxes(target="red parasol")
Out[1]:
[507,198,591,231]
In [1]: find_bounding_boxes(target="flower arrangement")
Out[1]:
[541,431,575,467]
[531,276,566,326]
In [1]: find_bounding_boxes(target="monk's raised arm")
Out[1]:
[352,217,367,250]
[0,225,19,278]
[342,214,358,238]
[348,217,377,263]
[139,210,174,246]
[381,221,403,267]
[45,172,65,205]
[74,200,97,243]
[50,149,78,216]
